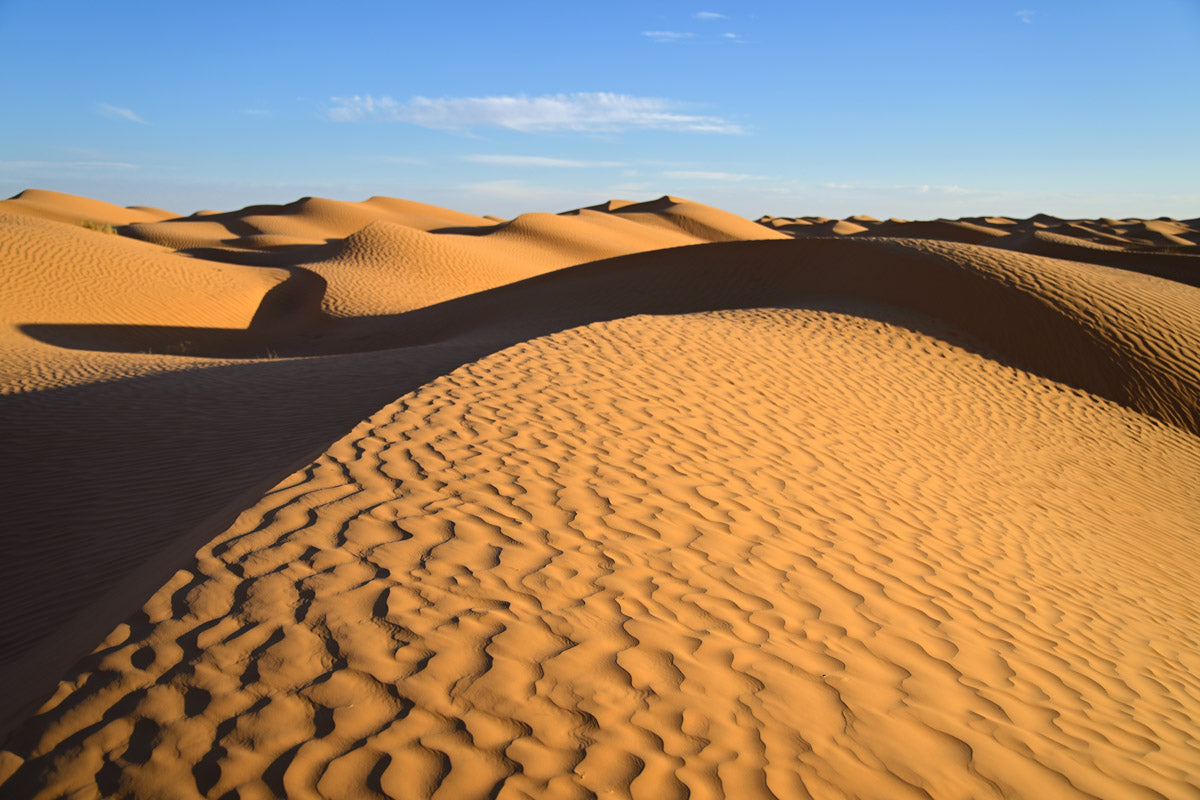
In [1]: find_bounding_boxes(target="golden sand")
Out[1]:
[1,190,1197,798]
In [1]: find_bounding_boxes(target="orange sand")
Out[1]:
[1,190,1198,798]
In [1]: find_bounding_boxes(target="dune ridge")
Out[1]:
[1,189,1198,798]
[1,189,176,228]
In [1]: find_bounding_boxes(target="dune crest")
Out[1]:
[0,189,177,227]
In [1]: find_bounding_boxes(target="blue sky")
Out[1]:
[1,0,1197,218]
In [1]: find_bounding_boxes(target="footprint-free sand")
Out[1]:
[1,190,1198,798]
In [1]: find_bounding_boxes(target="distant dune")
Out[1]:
[1,189,1198,799]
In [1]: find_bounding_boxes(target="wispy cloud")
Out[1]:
[241,108,271,116]
[0,160,137,170]
[822,182,982,195]
[463,154,627,168]
[328,93,744,134]
[96,103,146,124]
[1016,9,1035,23]
[662,170,760,182]
[642,30,697,42]
[921,184,974,195]
[694,11,727,20]
[720,32,744,42]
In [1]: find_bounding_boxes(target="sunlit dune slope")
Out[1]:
[317,235,1200,435]
[0,211,288,391]
[0,191,793,731]
[0,189,176,227]
[121,195,498,252]
[298,198,789,317]
[99,193,787,316]
[293,209,706,317]
[1,189,1198,799]
[5,306,1198,799]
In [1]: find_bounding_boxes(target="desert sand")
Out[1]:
[1,189,1198,799]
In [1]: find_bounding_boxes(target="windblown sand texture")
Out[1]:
[1,190,1199,799]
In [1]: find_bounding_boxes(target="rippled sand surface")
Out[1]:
[2,191,1198,798]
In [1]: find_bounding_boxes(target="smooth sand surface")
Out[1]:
[1,191,1198,798]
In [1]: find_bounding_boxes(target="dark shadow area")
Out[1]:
[19,323,279,359]
[984,230,1200,288]
[428,221,507,237]
[173,242,334,267]
[0,342,477,739]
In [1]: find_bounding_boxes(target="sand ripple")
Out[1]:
[4,309,1198,799]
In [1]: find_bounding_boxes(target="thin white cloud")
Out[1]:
[824,182,984,196]
[96,103,146,124]
[694,11,727,20]
[1016,9,1035,23]
[241,108,271,116]
[0,160,137,170]
[462,154,627,168]
[643,30,697,42]
[663,170,760,182]
[328,93,743,134]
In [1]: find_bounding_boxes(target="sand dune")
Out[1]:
[0,210,289,391]
[984,229,1200,288]
[1,190,1198,798]
[292,204,729,317]
[0,189,176,228]
[116,193,785,317]
[850,219,1012,244]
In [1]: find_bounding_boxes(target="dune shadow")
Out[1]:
[20,322,273,358]
[984,232,1200,287]
[427,222,507,236]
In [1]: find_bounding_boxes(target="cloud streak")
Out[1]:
[662,170,760,182]
[96,103,146,124]
[642,30,697,42]
[821,182,981,195]
[694,11,727,20]
[328,93,743,134]
[462,155,627,168]
[1016,9,1035,23]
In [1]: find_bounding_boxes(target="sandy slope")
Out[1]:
[0,189,176,228]
[1,190,1198,799]
[115,194,787,317]
[5,309,1199,799]
[0,192,788,735]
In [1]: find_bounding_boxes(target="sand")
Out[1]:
[1,190,1198,799]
